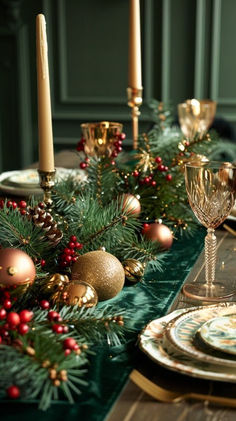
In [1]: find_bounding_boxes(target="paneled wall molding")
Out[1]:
[210,0,221,101]
[0,0,23,31]
[17,25,34,167]
[43,0,154,129]
[161,0,171,102]
[1,0,236,168]
[194,0,207,98]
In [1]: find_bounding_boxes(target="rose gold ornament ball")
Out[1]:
[143,223,173,249]
[71,250,125,301]
[122,194,141,215]
[0,248,36,287]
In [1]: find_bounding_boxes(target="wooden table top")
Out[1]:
[107,229,236,421]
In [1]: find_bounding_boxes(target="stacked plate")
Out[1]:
[0,168,87,196]
[139,302,236,382]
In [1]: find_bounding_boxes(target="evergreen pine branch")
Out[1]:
[0,205,53,259]
[57,305,130,346]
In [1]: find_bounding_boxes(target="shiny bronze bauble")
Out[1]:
[122,194,141,216]
[122,259,145,283]
[64,281,98,307]
[71,250,125,301]
[0,248,36,287]
[143,223,173,249]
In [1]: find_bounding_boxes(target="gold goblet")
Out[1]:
[178,99,217,141]
[81,121,123,157]
[183,161,236,301]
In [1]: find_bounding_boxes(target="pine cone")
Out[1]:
[29,205,63,246]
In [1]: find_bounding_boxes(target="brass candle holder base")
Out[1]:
[127,87,143,150]
[38,169,56,210]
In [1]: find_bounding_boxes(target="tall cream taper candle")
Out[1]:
[128,0,142,89]
[36,14,55,172]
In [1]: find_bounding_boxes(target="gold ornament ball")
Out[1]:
[143,223,173,250]
[65,281,98,307]
[123,259,145,283]
[122,194,141,216]
[71,250,125,301]
[0,248,36,287]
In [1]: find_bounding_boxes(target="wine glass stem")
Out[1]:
[205,228,217,288]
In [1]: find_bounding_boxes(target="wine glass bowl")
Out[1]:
[178,99,217,141]
[183,161,236,301]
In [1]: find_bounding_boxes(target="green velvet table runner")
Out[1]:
[1,229,205,421]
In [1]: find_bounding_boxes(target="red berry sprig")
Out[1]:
[63,337,82,356]
[0,306,33,342]
[59,235,83,268]
[111,132,126,158]
[76,137,85,152]
[47,311,68,335]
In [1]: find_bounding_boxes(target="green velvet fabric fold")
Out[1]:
[1,229,205,421]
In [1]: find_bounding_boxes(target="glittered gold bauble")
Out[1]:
[122,194,141,216]
[143,223,173,250]
[71,250,125,301]
[123,259,145,283]
[64,281,98,307]
[0,248,36,287]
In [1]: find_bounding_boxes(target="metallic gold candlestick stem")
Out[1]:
[127,87,143,150]
[38,169,56,209]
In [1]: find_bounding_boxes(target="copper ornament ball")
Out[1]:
[122,194,141,216]
[0,248,36,287]
[71,250,125,301]
[143,223,173,249]
[65,281,98,308]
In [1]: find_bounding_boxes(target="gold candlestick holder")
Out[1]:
[38,169,56,209]
[127,87,143,150]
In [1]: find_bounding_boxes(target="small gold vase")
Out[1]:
[178,99,217,141]
[81,121,123,157]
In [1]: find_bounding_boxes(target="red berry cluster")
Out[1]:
[155,156,172,181]
[47,310,68,334]
[45,308,69,334]
[132,156,172,184]
[59,235,83,268]
[76,136,85,152]
[63,337,81,356]
[0,306,33,342]
[0,200,28,215]
[111,132,126,158]
[138,173,157,187]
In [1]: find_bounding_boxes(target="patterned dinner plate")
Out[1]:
[139,305,236,382]
[200,314,236,356]
[165,303,236,367]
